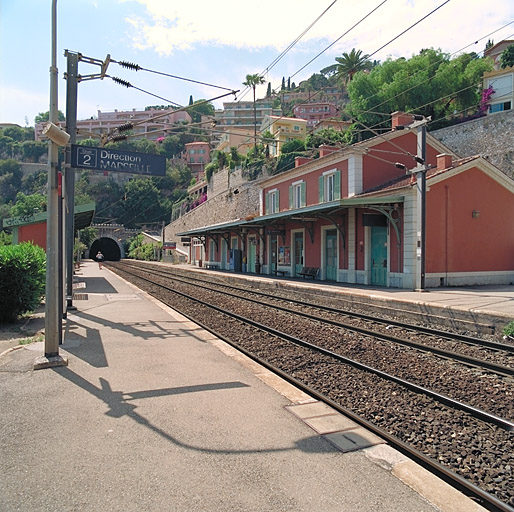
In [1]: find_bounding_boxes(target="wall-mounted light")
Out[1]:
[472,210,480,218]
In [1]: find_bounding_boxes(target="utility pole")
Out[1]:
[63,51,110,312]
[35,0,68,369]
[413,117,429,291]
[64,51,79,311]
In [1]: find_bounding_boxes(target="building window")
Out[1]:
[489,101,512,113]
[294,125,300,131]
[265,189,279,214]
[318,170,341,203]
[289,181,306,209]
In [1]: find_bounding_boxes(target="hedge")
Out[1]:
[0,243,46,323]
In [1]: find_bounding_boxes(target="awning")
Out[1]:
[176,195,404,238]
[2,202,96,232]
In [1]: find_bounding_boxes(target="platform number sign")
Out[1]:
[74,146,98,169]
[71,145,166,176]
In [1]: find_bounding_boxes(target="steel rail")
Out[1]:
[112,263,514,512]
[119,261,513,353]
[113,264,514,431]
[114,262,514,376]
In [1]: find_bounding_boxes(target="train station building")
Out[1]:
[176,112,514,289]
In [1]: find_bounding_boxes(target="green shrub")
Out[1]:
[0,243,46,323]
[503,321,514,338]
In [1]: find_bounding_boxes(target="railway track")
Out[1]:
[107,261,514,512]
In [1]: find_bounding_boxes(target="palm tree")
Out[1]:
[243,73,266,152]
[321,48,372,88]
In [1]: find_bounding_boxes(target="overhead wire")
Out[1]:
[214,0,340,128]
[289,0,389,81]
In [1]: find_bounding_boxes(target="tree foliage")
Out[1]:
[9,193,46,217]
[34,110,65,124]
[0,159,22,203]
[500,44,514,69]
[186,100,215,123]
[321,48,373,87]
[346,48,492,138]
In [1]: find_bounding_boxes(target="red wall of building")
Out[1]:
[18,222,47,249]
[263,160,349,210]
[362,133,440,192]
[427,168,514,273]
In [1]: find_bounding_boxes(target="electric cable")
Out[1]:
[115,60,236,92]
[289,0,389,81]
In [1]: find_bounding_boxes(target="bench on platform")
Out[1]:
[298,267,319,279]
[204,263,219,270]
[273,269,289,277]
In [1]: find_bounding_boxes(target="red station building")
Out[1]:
[179,112,514,289]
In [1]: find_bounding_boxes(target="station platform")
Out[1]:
[0,261,493,511]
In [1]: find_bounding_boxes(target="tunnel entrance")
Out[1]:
[90,237,122,261]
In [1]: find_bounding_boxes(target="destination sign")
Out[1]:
[71,145,166,176]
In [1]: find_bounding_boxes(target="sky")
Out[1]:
[1,0,513,128]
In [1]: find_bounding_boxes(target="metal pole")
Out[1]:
[65,51,79,310]
[415,122,427,291]
[36,0,67,368]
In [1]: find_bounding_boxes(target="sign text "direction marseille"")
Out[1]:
[71,145,166,176]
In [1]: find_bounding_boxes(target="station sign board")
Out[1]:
[71,145,166,176]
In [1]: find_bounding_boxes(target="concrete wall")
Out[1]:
[431,110,514,179]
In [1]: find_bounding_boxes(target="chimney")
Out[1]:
[295,156,313,168]
[391,111,414,129]
[436,153,453,170]
[319,144,338,157]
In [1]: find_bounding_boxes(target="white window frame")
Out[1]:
[267,188,279,214]
[292,180,304,209]
[323,170,336,202]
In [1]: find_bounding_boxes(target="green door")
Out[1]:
[325,229,337,281]
[294,232,304,276]
[248,240,256,272]
[270,236,277,273]
[371,226,387,286]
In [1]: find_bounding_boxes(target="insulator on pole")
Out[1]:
[111,76,132,88]
[117,122,134,132]
[110,134,128,142]
[118,61,141,71]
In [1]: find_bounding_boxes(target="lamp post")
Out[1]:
[35,0,68,369]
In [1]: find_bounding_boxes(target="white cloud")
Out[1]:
[123,0,514,61]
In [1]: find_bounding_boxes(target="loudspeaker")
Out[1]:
[42,122,70,146]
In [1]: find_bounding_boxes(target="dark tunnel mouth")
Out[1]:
[90,237,122,261]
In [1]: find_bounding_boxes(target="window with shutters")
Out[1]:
[318,169,341,203]
[289,180,306,209]
[265,189,280,214]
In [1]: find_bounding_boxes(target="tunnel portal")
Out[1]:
[90,237,122,261]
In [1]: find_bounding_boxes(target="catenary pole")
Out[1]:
[415,120,427,291]
[65,51,79,311]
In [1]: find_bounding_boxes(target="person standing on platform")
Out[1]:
[96,251,104,270]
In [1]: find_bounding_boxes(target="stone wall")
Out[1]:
[165,167,263,245]
[431,110,514,178]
